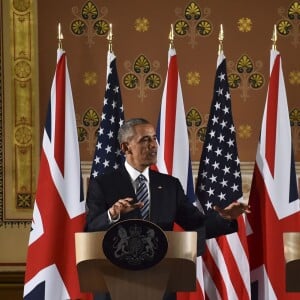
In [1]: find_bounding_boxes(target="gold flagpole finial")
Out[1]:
[57,23,64,49]
[107,23,113,52]
[169,24,174,49]
[218,24,224,55]
[271,24,277,50]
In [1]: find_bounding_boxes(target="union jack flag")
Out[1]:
[23,49,90,299]
[247,49,300,299]
[155,46,205,300]
[90,50,124,178]
[196,51,251,299]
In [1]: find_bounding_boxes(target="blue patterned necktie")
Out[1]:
[136,174,150,219]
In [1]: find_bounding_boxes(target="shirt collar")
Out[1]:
[125,161,149,182]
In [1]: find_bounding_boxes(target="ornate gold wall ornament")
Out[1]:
[71,0,109,47]
[14,125,32,146]
[186,108,208,155]
[1,0,39,226]
[290,108,300,156]
[135,17,149,32]
[237,18,253,32]
[289,70,300,85]
[174,2,212,48]
[290,108,300,126]
[123,54,161,102]
[77,108,100,155]
[227,55,264,102]
[12,0,30,12]
[17,192,32,209]
[238,124,252,139]
[15,61,31,78]
[84,71,98,86]
[277,1,300,47]
[186,71,200,86]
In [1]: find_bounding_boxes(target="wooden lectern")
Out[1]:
[75,231,197,300]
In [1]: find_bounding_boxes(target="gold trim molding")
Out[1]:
[0,0,39,226]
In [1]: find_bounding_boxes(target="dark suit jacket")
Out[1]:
[85,167,237,256]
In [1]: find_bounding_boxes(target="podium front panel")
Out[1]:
[75,231,197,293]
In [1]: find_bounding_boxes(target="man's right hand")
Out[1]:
[108,197,144,220]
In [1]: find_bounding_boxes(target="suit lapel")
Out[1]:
[149,170,165,222]
[118,167,136,196]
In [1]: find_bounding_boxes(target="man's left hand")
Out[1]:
[214,202,251,220]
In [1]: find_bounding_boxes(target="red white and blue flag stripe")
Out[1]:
[196,50,251,300]
[247,49,300,299]
[155,47,205,300]
[23,49,89,300]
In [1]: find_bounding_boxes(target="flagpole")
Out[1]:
[107,23,113,52]
[57,22,64,49]
[169,24,174,49]
[271,24,277,50]
[218,24,224,55]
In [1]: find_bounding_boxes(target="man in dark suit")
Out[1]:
[85,118,250,300]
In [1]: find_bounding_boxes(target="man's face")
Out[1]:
[124,124,158,171]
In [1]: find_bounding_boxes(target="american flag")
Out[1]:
[247,49,300,299]
[90,50,124,178]
[155,46,205,300]
[23,49,90,299]
[196,51,251,299]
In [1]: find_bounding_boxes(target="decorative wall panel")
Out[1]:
[0,0,39,227]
